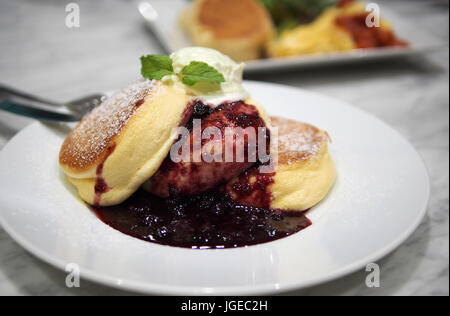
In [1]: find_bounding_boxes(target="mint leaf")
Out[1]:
[181,61,225,86]
[140,55,174,80]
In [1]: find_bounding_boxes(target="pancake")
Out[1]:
[226,117,336,211]
[180,0,275,61]
[59,80,191,206]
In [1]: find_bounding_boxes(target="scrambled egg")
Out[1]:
[267,2,392,57]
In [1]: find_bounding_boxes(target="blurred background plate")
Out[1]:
[139,0,448,73]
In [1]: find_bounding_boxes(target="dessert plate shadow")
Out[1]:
[0,82,429,295]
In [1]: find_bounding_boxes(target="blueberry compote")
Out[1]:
[91,100,310,249]
[91,189,311,249]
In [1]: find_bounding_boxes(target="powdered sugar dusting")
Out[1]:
[60,79,161,170]
[271,117,329,165]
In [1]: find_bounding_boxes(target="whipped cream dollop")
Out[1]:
[162,47,249,106]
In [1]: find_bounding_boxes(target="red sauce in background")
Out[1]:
[335,13,409,49]
[338,0,355,7]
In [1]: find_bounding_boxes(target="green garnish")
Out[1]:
[140,55,225,87]
[181,61,225,86]
[260,0,338,31]
[140,55,174,80]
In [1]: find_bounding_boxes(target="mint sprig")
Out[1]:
[140,55,174,80]
[140,55,225,87]
[181,61,225,86]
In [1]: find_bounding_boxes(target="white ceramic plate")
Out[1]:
[139,0,447,73]
[0,82,430,295]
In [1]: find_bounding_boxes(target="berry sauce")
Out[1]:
[94,144,116,206]
[90,100,310,249]
[91,188,311,249]
[227,164,276,209]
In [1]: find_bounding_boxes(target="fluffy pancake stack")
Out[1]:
[59,48,335,211]
[59,83,271,207]
[59,91,335,210]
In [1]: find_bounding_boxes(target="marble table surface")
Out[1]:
[0,0,448,296]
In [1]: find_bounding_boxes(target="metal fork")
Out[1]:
[0,85,106,122]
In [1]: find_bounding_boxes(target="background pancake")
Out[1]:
[180,0,275,61]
